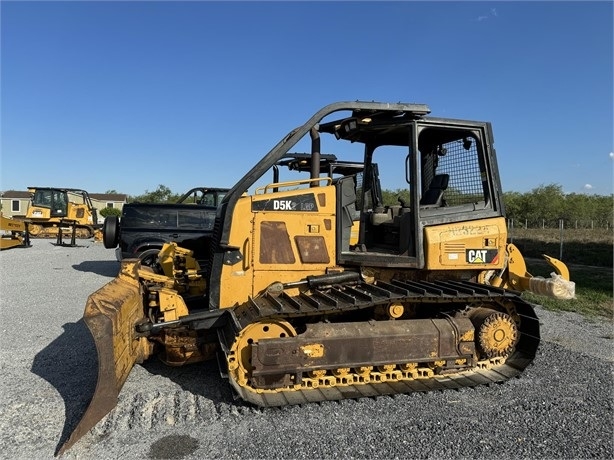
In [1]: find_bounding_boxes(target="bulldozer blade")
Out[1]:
[58,262,152,456]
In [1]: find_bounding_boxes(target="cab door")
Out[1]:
[250,183,337,295]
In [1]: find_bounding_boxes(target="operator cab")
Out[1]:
[214,101,505,297]
[30,188,69,217]
[316,108,503,268]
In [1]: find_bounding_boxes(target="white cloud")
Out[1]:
[609,152,614,159]
[584,184,593,190]
[477,8,498,21]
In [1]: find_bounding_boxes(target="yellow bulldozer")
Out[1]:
[23,187,102,240]
[62,101,575,453]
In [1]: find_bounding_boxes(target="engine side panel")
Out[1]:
[219,185,338,308]
[423,217,507,270]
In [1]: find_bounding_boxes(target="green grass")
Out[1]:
[522,258,613,319]
[503,228,613,319]
[509,228,612,268]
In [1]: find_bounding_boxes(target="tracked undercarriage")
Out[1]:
[222,277,538,406]
[27,222,96,239]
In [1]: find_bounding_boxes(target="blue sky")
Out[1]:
[1,1,612,197]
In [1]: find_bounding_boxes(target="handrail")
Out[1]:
[255,177,333,194]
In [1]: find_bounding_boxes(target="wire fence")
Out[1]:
[507,219,613,265]
[507,219,611,230]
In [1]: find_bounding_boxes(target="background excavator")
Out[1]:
[61,101,574,454]
[22,187,101,239]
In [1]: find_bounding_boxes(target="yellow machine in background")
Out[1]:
[23,187,101,240]
[0,214,31,250]
[62,101,575,454]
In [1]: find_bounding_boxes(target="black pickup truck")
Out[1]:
[102,187,228,265]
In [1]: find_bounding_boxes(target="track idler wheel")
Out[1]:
[228,320,297,388]
[28,224,43,236]
[469,308,519,359]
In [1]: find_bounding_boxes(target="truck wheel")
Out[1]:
[139,248,163,273]
[103,216,120,248]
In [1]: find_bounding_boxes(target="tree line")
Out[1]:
[104,183,612,227]
[502,184,613,228]
[101,185,183,217]
[382,184,612,227]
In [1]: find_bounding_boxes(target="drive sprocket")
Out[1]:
[476,311,518,358]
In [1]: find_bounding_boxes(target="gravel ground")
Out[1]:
[0,239,612,460]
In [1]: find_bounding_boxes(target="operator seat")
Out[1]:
[420,174,449,208]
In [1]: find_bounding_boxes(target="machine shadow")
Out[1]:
[31,320,98,455]
[72,260,120,277]
[140,357,239,406]
[32,321,240,454]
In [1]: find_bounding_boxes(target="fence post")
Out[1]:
[559,218,564,260]
[509,219,514,243]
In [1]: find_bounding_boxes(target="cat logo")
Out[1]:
[466,249,499,264]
